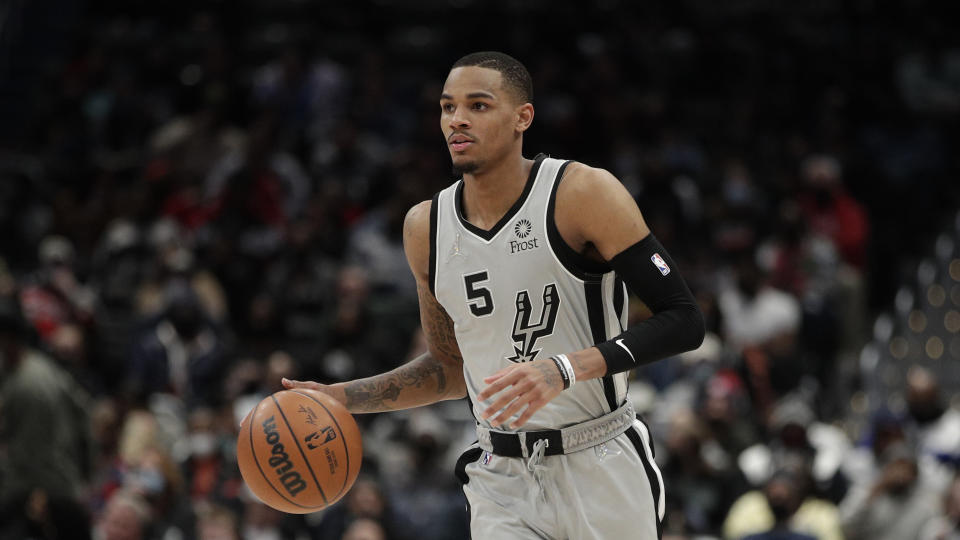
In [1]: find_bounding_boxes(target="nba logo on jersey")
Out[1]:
[481,451,493,466]
[651,253,670,276]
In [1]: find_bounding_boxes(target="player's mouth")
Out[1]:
[448,133,475,152]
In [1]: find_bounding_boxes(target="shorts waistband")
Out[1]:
[476,401,636,458]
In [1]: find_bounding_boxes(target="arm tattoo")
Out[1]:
[343,353,449,412]
[340,282,463,413]
[570,352,588,375]
[418,281,463,362]
[535,361,561,390]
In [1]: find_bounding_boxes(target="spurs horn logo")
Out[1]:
[506,283,560,363]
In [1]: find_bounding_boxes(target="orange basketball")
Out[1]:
[237,389,362,513]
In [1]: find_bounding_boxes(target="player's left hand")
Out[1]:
[477,358,565,429]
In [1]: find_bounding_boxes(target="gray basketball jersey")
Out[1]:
[430,154,630,430]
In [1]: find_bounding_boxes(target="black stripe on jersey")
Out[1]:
[584,280,619,412]
[613,276,625,332]
[546,160,612,281]
[429,191,440,296]
[454,153,546,241]
[466,498,473,540]
[454,445,483,485]
[626,425,664,540]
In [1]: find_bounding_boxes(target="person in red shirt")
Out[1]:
[797,155,870,270]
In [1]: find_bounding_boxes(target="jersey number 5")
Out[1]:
[463,271,494,316]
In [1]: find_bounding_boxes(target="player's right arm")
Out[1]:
[282,200,468,413]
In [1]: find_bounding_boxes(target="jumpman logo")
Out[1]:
[448,233,468,261]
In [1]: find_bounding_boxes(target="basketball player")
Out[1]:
[283,51,705,539]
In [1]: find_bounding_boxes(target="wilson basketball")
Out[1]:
[237,389,362,513]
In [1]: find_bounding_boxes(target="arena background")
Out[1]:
[1,1,959,539]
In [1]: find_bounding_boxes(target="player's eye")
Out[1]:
[441,103,455,113]
[472,102,489,111]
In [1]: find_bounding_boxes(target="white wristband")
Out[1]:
[555,354,576,387]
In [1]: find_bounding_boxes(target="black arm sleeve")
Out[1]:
[594,234,706,374]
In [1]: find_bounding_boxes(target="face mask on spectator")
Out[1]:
[908,401,943,425]
[190,432,218,457]
[128,467,166,495]
[723,180,753,206]
[769,500,794,523]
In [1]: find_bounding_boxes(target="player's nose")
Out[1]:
[449,108,470,130]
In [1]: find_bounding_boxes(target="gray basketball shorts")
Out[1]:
[454,418,665,540]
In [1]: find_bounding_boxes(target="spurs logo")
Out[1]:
[506,283,560,363]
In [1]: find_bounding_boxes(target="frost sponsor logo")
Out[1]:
[510,237,540,253]
[510,219,539,254]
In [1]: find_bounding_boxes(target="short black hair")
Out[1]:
[451,51,533,104]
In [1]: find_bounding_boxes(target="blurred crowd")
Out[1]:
[1,1,959,539]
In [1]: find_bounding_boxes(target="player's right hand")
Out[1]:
[476,358,565,429]
[282,378,321,390]
[281,378,348,408]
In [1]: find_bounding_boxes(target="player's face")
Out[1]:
[440,66,528,175]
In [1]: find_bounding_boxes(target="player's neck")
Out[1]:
[461,153,533,231]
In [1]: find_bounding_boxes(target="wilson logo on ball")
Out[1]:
[261,415,308,496]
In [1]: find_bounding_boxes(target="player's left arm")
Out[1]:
[478,163,705,428]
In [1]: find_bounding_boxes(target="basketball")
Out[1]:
[237,389,362,513]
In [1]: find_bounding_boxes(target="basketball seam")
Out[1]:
[289,389,354,500]
[247,400,320,510]
[271,394,329,506]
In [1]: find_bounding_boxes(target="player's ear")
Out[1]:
[515,103,534,133]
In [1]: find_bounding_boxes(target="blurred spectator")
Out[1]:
[311,266,418,382]
[741,470,817,540]
[19,235,95,343]
[310,477,408,540]
[896,45,960,114]
[203,113,310,253]
[660,407,744,534]
[147,109,244,230]
[341,518,387,540]
[51,322,103,394]
[920,473,960,540]
[240,499,287,540]
[718,252,803,414]
[723,456,843,540]
[384,409,468,540]
[90,220,149,387]
[123,445,193,540]
[195,504,241,540]
[699,369,761,460]
[841,409,911,502]
[263,216,339,353]
[905,366,960,492]
[92,490,151,540]
[0,260,15,297]
[344,188,418,300]
[840,442,940,540]
[127,284,226,407]
[763,209,839,364]
[180,408,227,502]
[0,295,93,540]
[136,218,228,324]
[796,155,869,271]
[719,252,802,354]
[737,396,850,499]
